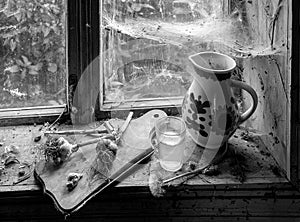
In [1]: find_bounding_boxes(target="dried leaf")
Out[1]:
[4,155,19,166]
[48,63,58,73]
[203,165,220,176]
[90,140,117,180]
[34,135,42,142]
[5,65,20,73]
[18,170,25,177]
[5,145,20,154]
[0,166,4,175]
[66,172,83,191]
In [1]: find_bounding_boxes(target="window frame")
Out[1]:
[290,0,300,185]
[0,0,299,190]
[0,0,69,126]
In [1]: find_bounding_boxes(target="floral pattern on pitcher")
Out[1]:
[183,92,211,138]
[182,92,239,144]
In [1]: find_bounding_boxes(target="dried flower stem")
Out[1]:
[162,167,208,184]
[71,134,115,152]
[44,128,108,135]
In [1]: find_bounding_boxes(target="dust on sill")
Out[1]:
[0,122,287,192]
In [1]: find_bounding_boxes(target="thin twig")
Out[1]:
[13,165,33,185]
[162,166,208,184]
[119,111,134,134]
[47,107,66,130]
[13,172,32,185]
[104,112,134,144]
[44,128,108,135]
[75,134,115,148]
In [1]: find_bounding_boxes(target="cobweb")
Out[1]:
[101,0,260,103]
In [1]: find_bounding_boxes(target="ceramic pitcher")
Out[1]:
[182,51,258,149]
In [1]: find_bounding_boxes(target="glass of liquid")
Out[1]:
[155,116,186,172]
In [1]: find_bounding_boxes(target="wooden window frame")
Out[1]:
[290,0,300,186]
[0,0,299,194]
[0,0,69,126]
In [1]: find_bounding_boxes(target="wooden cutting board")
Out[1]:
[34,110,167,215]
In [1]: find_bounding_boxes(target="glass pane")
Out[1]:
[0,0,66,109]
[101,0,226,102]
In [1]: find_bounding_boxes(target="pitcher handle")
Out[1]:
[229,79,258,124]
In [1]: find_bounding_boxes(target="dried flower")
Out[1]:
[43,137,72,165]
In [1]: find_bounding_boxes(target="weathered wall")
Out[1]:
[239,0,290,174]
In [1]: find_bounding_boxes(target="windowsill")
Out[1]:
[0,105,66,126]
[0,119,289,196]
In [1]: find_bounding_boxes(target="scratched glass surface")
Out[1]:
[101,0,250,102]
[0,0,66,109]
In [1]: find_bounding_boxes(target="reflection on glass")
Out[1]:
[0,0,66,109]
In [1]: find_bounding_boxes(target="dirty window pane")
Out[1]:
[101,0,227,103]
[0,0,66,109]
